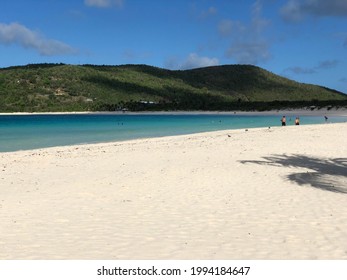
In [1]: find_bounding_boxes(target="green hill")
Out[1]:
[0,63,346,112]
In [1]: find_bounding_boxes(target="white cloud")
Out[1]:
[218,20,232,37]
[221,0,271,65]
[165,53,219,70]
[284,60,340,75]
[218,19,249,39]
[181,53,219,70]
[0,22,77,56]
[316,59,339,69]
[280,1,304,22]
[281,0,347,22]
[207,6,217,15]
[284,66,317,75]
[199,6,218,19]
[84,0,123,8]
[226,42,270,65]
[191,4,218,20]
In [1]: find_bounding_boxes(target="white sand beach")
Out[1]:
[1,123,347,259]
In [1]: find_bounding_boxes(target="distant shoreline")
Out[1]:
[1,108,347,116]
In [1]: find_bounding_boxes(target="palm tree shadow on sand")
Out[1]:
[240,155,347,194]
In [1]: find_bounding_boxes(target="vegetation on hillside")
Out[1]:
[0,63,346,112]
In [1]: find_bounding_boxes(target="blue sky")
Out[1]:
[1,0,347,93]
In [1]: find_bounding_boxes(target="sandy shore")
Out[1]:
[1,123,347,259]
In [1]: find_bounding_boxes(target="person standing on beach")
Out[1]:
[281,116,286,126]
[295,117,300,125]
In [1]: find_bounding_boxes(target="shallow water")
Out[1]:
[0,113,346,152]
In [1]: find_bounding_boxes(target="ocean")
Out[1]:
[0,113,346,152]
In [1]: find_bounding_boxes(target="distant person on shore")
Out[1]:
[325,116,328,122]
[281,116,286,126]
[295,117,300,125]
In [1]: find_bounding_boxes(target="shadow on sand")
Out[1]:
[240,154,347,194]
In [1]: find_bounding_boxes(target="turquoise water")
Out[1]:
[0,113,346,152]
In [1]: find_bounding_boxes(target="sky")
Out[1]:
[1,0,347,93]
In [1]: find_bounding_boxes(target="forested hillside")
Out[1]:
[0,63,346,112]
